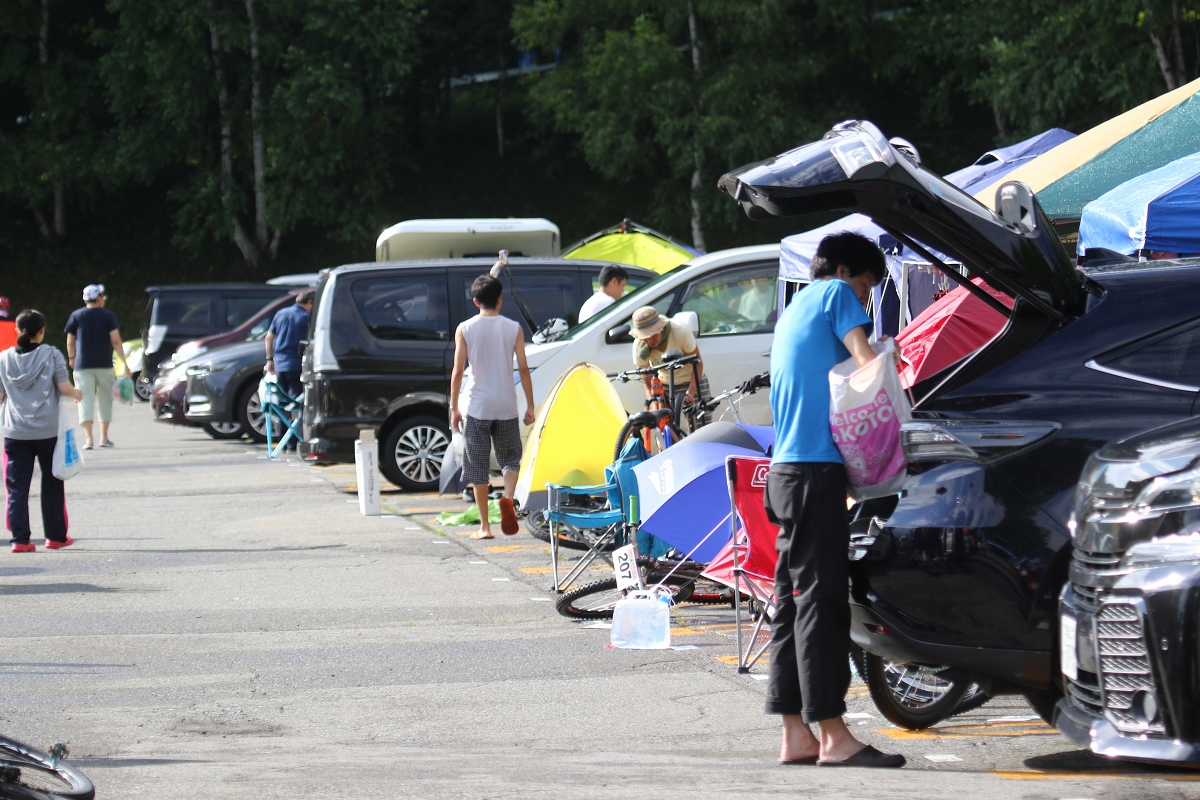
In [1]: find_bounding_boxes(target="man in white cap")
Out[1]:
[628,306,708,416]
[65,284,131,449]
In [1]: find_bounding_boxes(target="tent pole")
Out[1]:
[899,261,909,331]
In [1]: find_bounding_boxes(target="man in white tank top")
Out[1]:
[449,275,536,539]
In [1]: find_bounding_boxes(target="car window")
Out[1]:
[461,272,579,334]
[154,294,212,327]
[1101,322,1200,388]
[351,275,449,341]
[225,297,273,328]
[677,262,778,336]
[587,272,652,295]
[247,311,277,339]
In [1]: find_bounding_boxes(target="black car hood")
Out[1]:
[719,120,1084,317]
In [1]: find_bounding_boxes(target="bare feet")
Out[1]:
[470,530,494,540]
[779,715,820,763]
[816,717,868,763]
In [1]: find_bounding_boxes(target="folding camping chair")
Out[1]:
[260,377,302,459]
[546,436,648,592]
[700,455,778,673]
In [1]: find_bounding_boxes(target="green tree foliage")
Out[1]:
[101,0,421,269]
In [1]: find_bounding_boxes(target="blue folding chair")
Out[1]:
[547,437,648,592]
[261,378,302,459]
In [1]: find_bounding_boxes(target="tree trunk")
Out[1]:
[38,0,65,238]
[0,130,52,241]
[1171,0,1187,83]
[208,2,259,267]
[495,46,505,159]
[686,0,706,252]
[992,98,1007,139]
[1145,0,1181,89]
[245,0,271,253]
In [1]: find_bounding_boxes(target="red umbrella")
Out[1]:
[897,278,1014,389]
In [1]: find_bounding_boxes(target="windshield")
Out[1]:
[557,264,690,341]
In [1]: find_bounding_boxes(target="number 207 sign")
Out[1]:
[612,544,641,591]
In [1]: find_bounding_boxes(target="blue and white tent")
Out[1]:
[1078,150,1200,256]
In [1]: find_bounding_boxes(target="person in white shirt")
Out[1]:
[578,264,629,321]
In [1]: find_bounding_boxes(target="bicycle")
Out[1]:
[0,736,93,800]
[696,371,770,425]
[611,350,701,457]
[555,554,749,619]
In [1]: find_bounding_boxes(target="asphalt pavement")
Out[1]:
[4,404,1200,798]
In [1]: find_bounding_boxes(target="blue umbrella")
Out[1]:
[1078,150,1200,256]
[632,423,773,563]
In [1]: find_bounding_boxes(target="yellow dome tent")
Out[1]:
[514,363,628,512]
[563,219,699,274]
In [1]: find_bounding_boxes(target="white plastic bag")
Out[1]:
[52,404,83,480]
[829,339,911,501]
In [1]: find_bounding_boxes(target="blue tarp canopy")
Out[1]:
[778,128,1075,282]
[1077,150,1200,256]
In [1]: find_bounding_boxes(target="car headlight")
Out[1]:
[185,362,227,379]
[1123,532,1200,570]
[173,342,207,362]
[1132,465,1200,515]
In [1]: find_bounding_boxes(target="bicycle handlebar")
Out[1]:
[613,353,700,382]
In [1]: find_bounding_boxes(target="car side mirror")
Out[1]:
[995,181,1038,238]
[673,311,700,336]
[606,324,632,345]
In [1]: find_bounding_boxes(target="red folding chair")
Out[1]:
[701,455,778,673]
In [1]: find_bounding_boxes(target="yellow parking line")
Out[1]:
[877,720,1056,740]
[487,544,542,553]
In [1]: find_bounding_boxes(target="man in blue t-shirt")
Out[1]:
[265,288,314,399]
[765,232,905,769]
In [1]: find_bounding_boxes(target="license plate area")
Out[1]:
[1061,611,1078,681]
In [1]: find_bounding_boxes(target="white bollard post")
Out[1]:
[355,429,381,516]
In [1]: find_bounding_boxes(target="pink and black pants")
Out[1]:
[3,437,68,545]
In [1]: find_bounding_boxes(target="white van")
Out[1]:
[522,244,787,425]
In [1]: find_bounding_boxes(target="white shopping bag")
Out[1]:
[52,404,84,480]
[829,339,911,501]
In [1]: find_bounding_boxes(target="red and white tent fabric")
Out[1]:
[896,278,1013,389]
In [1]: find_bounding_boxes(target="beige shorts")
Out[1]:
[75,367,116,423]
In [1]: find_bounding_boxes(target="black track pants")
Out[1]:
[763,462,851,723]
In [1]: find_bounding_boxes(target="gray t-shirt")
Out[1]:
[0,344,69,440]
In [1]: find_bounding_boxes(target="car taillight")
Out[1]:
[900,420,1061,464]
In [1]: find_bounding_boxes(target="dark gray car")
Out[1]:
[182,338,273,443]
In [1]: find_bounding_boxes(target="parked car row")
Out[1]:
[719,119,1200,766]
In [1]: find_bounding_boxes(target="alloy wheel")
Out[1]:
[392,424,448,485]
[882,662,957,709]
[208,421,242,435]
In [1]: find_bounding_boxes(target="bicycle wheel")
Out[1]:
[613,419,641,461]
[0,736,94,800]
[555,575,695,620]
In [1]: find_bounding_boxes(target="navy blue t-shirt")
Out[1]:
[770,279,872,465]
[267,303,311,373]
[64,307,119,370]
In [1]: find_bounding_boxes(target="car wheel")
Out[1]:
[860,651,971,730]
[381,415,450,491]
[134,372,153,402]
[202,421,245,440]
[236,383,275,444]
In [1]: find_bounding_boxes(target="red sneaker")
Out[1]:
[45,537,74,550]
[11,542,36,553]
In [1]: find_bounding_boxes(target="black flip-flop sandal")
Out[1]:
[817,745,905,768]
[779,756,818,765]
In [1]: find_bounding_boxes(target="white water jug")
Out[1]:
[610,590,671,649]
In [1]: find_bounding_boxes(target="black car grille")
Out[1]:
[1066,670,1104,719]
[1096,600,1165,735]
[1073,549,1123,571]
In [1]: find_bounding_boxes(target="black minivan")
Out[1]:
[140,283,290,384]
[298,259,655,490]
